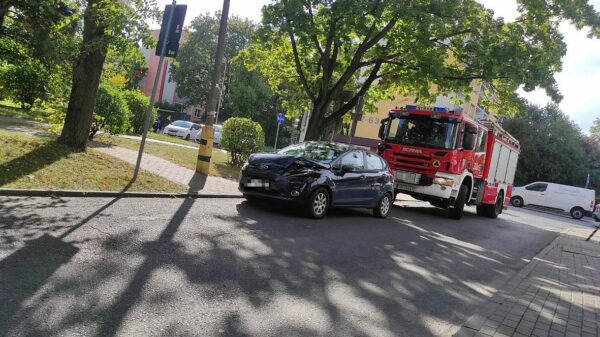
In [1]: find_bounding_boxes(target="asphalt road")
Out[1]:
[0,196,597,337]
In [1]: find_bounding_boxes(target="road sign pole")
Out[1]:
[133,0,177,182]
[274,123,280,151]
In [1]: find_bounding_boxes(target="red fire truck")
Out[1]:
[378,105,520,219]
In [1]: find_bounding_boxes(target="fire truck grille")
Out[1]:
[390,152,431,174]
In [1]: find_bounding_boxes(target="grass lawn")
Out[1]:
[145,132,199,146]
[97,135,241,180]
[0,129,186,192]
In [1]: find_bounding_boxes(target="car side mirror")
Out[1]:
[341,164,355,173]
[378,118,389,140]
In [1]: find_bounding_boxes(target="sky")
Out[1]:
[155,0,600,133]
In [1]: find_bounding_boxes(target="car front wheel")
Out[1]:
[373,192,393,218]
[306,188,329,219]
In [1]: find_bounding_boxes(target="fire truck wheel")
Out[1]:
[570,207,585,220]
[448,185,468,220]
[478,192,504,219]
[510,196,524,208]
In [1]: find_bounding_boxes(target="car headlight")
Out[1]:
[434,177,455,186]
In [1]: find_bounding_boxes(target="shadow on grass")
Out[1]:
[0,141,77,187]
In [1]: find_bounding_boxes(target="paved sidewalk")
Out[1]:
[119,135,198,150]
[91,143,241,196]
[454,227,600,337]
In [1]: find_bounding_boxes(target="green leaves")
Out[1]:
[246,0,600,139]
[90,83,131,139]
[221,117,265,166]
[171,13,256,107]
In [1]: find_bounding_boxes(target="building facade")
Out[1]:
[139,30,202,120]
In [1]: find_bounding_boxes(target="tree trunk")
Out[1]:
[0,0,10,28]
[57,0,107,149]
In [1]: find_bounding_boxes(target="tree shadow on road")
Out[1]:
[0,193,561,337]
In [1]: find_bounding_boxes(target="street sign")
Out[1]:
[156,5,187,57]
[277,113,285,125]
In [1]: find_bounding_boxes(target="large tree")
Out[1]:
[503,104,588,186]
[245,0,600,140]
[171,13,256,109]
[58,0,157,149]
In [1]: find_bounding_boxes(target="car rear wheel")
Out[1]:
[448,185,468,220]
[306,188,330,219]
[570,207,585,220]
[510,196,524,207]
[373,192,393,218]
[185,134,190,140]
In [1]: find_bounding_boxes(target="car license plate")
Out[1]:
[394,170,421,184]
[396,183,416,192]
[245,179,270,188]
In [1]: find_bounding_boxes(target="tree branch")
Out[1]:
[329,16,398,100]
[304,0,324,57]
[287,21,316,102]
[327,60,383,121]
[429,28,474,43]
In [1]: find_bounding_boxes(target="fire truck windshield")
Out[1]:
[384,116,459,150]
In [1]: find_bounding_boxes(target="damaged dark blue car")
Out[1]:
[239,142,394,219]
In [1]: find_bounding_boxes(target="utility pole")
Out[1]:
[197,0,230,174]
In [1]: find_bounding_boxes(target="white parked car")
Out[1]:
[213,124,222,146]
[163,120,202,141]
[511,182,596,219]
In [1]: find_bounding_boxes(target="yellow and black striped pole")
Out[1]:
[196,125,214,174]
[196,0,229,174]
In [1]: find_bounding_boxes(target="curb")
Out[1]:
[0,188,243,199]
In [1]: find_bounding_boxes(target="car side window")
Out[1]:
[192,125,200,130]
[525,183,547,192]
[340,151,364,171]
[366,153,384,171]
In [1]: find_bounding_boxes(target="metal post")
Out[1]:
[274,123,280,151]
[133,0,176,181]
[197,0,230,174]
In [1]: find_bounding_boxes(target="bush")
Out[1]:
[0,59,49,109]
[89,84,130,140]
[123,89,152,134]
[221,117,265,166]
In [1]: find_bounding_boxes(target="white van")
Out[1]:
[511,182,596,219]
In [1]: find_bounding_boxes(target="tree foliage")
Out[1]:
[122,89,151,134]
[0,59,48,109]
[58,0,158,149]
[503,104,595,191]
[221,117,265,166]
[171,13,256,108]
[89,84,130,140]
[245,0,600,140]
[591,118,600,143]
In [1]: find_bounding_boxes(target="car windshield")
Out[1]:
[278,142,348,162]
[173,120,192,128]
[385,116,458,150]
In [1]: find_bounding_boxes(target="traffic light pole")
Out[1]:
[133,0,176,182]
